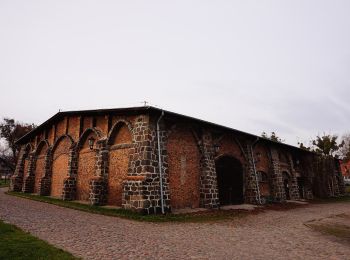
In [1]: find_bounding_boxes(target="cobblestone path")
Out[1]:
[1,188,350,260]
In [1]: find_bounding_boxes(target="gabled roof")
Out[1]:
[15,106,313,154]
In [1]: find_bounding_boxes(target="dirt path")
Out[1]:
[1,188,349,259]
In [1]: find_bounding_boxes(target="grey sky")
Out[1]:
[0,0,349,146]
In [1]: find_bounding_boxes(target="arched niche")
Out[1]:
[107,122,133,206]
[50,135,74,198]
[257,170,270,197]
[34,140,50,193]
[76,128,100,201]
[167,125,201,209]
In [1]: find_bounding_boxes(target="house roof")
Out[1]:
[15,106,313,154]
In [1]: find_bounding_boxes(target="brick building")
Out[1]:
[340,160,350,178]
[10,106,345,214]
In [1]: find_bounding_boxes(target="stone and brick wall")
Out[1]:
[122,115,171,214]
[10,108,346,214]
[254,143,271,198]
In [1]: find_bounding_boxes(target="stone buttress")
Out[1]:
[122,115,171,214]
[199,130,219,208]
[89,139,108,205]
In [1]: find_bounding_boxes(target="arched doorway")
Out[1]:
[215,156,244,205]
[257,171,271,197]
[167,126,201,209]
[51,137,71,198]
[282,171,291,200]
[107,123,132,206]
[77,130,98,201]
[34,142,49,194]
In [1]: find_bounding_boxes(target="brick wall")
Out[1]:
[107,124,132,206]
[217,134,246,165]
[34,142,49,193]
[77,148,96,201]
[10,109,347,214]
[51,137,71,198]
[167,124,201,209]
[76,132,98,201]
[68,116,80,141]
[96,116,109,135]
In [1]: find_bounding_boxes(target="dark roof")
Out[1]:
[15,106,313,154]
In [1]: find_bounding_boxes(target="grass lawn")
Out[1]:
[0,220,78,260]
[346,185,350,194]
[0,179,10,188]
[305,213,350,243]
[312,195,350,204]
[6,191,349,223]
[306,222,350,242]
[6,191,250,223]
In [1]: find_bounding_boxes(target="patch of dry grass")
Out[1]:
[306,223,350,241]
[345,186,350,194]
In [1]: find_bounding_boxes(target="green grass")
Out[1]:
[0,220,78,260]
[0,179,10,188]
[6,191,249,223]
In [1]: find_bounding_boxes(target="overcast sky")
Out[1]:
[0,0,349,146]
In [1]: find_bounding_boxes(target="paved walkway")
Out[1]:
[1,187,350,260]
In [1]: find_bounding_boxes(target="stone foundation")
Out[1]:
[10,175,24,192]
[22,176,35,193]
[62,176,76,200]
[89,177,107,205]
[39,177,51,196]
[199,131,220,208]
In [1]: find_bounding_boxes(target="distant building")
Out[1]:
[10,106,346,214]
[340,160,350,177]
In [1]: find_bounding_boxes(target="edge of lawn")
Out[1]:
[0,180,10,188]
[6,190,349,223]
[5,191,249,223]
[0,219,79,259]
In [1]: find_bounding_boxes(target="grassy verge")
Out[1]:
[0,179,10,188]
[345,185,350,194]
[312,195,350,204]
[0,220,78,260]
[5,191,249,223]
[305,223,350,242]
